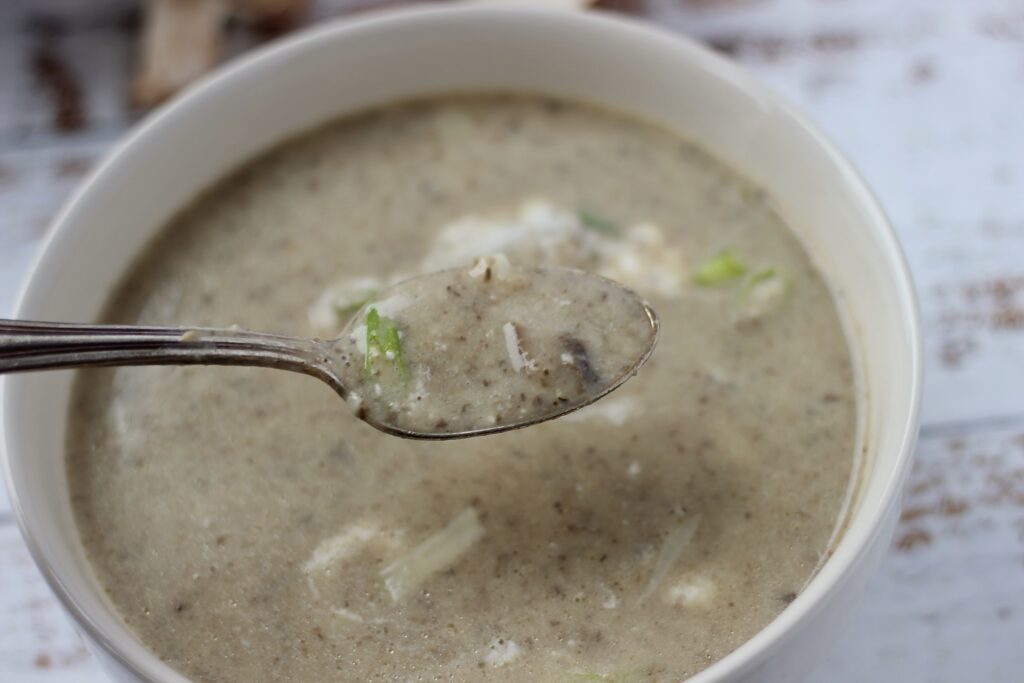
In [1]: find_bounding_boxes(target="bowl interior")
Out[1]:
[2,7,919,683]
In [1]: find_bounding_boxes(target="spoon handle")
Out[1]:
[0,319,346,395]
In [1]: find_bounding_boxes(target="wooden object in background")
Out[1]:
[131,0,309,107]
[234,0,312,23]
[131,0,228,106]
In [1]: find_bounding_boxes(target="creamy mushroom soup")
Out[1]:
[67,95,859,682]
[335,255,658,436]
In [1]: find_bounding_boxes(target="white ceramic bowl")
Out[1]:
[1,6,921,682]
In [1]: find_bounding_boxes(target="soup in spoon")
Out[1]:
[335,254,658,437]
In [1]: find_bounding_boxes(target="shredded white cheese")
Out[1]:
[380,508,484,602]
[421,200,578,273]
[484,639,521,667]
[307,275,384,334]
[332,606,388,624]
[740,272,789,320]
[303,524,379,574]
[501,322,537,373]
[641,514,702,600]
[502,322,523,371]
[368,295,409,319]
[599,583,619,610]
[468,258,489,279]
[667,575,718,607]
[308,199,686,340]
[349,324,368,356]
[468,254,511,281]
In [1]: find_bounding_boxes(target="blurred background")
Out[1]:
[1,0,1022,681]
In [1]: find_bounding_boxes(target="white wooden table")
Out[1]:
[2,0,1022,680]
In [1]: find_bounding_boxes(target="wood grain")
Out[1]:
[1,0,1022,680]
[814,419,1024,681]
[0,524,102,682]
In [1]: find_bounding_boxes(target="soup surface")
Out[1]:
[67,96,858,682]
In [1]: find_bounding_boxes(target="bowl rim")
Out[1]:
[1,5,922,682]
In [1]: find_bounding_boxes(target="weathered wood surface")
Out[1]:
[1,0,1022,680]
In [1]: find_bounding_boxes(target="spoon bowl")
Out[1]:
[333,256,660,439]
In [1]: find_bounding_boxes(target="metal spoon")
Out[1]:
[0,263,658,440]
